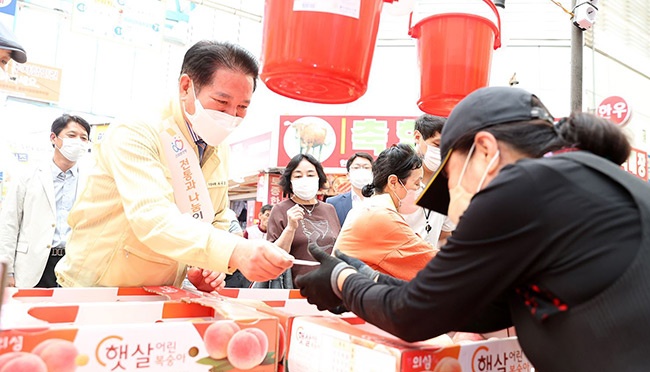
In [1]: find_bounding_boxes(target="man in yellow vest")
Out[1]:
[55,41,293,290]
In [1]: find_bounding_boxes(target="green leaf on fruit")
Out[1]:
[196,356,234,370]
[261,352,276,365]
[196,352,275,371]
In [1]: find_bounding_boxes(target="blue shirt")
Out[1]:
[50,161,78,248]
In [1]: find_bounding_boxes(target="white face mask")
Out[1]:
[56,137,88,162]
[423,144,442,172]
[291,177,320,201]
[348,168,373,190]
[447,143,500,224]
[397,182,422,215]
[391,179,411,211]
[183,82,242,146]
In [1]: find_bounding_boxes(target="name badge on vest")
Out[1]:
[160,123,215,223]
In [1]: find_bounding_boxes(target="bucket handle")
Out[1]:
[408,0,501,49]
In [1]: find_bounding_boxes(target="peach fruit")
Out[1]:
[226,328,269,370]
[203,320,241,359]
[32,338,79,372]
[432,357,463,372]
[0,351,47,372]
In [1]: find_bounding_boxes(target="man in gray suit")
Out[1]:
[327,152,374,227]
[0,115,91,287]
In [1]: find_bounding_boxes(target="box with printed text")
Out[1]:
[0,286,280,371]
[287,316,533,372]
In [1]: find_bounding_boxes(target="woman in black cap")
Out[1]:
[295,86,650,371]
[0,22,27,71]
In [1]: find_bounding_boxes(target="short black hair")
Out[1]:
[362,144,422,197]
[279,154,328,196]
[51,114,91,137]
[345,152,374,172]
[180,40,259,93]
[260,204,273,214]
[414,114,446,140]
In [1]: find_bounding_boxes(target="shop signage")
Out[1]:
[621,147,648,182]
[71,0,164,48]
[596,95,632,126]
[0,61,62,103]
[267,173,286,206]
[278,115,416,169]
[0,0,17,16]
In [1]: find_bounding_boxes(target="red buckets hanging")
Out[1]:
[259,0,388,104]
[409,0,501,116]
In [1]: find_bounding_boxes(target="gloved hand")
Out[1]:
[295,244,355,312]
[334,250,380,282]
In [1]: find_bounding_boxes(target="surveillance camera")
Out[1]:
[572,0,599,31]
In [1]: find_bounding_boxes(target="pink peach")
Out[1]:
[0,352,47,372]
[32,339,79,372]
[203,320,241,359]
[432,357,463,372]
[227,328,269,370]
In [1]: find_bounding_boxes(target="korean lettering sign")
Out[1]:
[597,96,632,126]
[278,115,416,168]
[621,147,648,182]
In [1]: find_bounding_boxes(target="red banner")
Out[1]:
[621,147,648,182]
[278,115,417,169]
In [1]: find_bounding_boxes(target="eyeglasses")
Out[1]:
[350,165,372,170]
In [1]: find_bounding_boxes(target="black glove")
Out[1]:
[295,244,355,312]
[334,250,380,282]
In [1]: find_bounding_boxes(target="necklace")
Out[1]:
[293,197,318,216]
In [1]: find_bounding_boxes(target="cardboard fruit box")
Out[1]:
[218,288,363,362]
[287,316,533,372]
[0,287,280,371]
[3,286,170,304]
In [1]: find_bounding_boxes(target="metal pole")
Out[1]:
[570,0,583,113]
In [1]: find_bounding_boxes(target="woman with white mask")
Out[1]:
[296,87,648,372]
[333,143,438,281]
[266,153,341,287]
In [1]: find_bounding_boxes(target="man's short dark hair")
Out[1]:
[180,40,259,93]
[414,114,446,140]
[51,114,91,137]
[260,204,273,214]
[345,152,374,172]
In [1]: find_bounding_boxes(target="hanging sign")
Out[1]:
[597,96,632,126]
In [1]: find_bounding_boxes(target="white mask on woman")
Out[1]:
[291,177,320,201]
[397,183,422,215]
[183,82,242,146]
[447,143,500,224]
[349,168,373,190]
[56,137,88,162]
[423,144,442,172]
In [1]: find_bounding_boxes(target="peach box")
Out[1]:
[218,288,363,372]
[3,286,171,304]
[0,287,280,371]
[287,316,533,372]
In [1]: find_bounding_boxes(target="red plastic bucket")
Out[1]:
[260,0,385,104]
[410,0,501,116]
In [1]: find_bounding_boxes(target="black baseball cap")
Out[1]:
[0,23,27,64]
[416,86,554,215]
